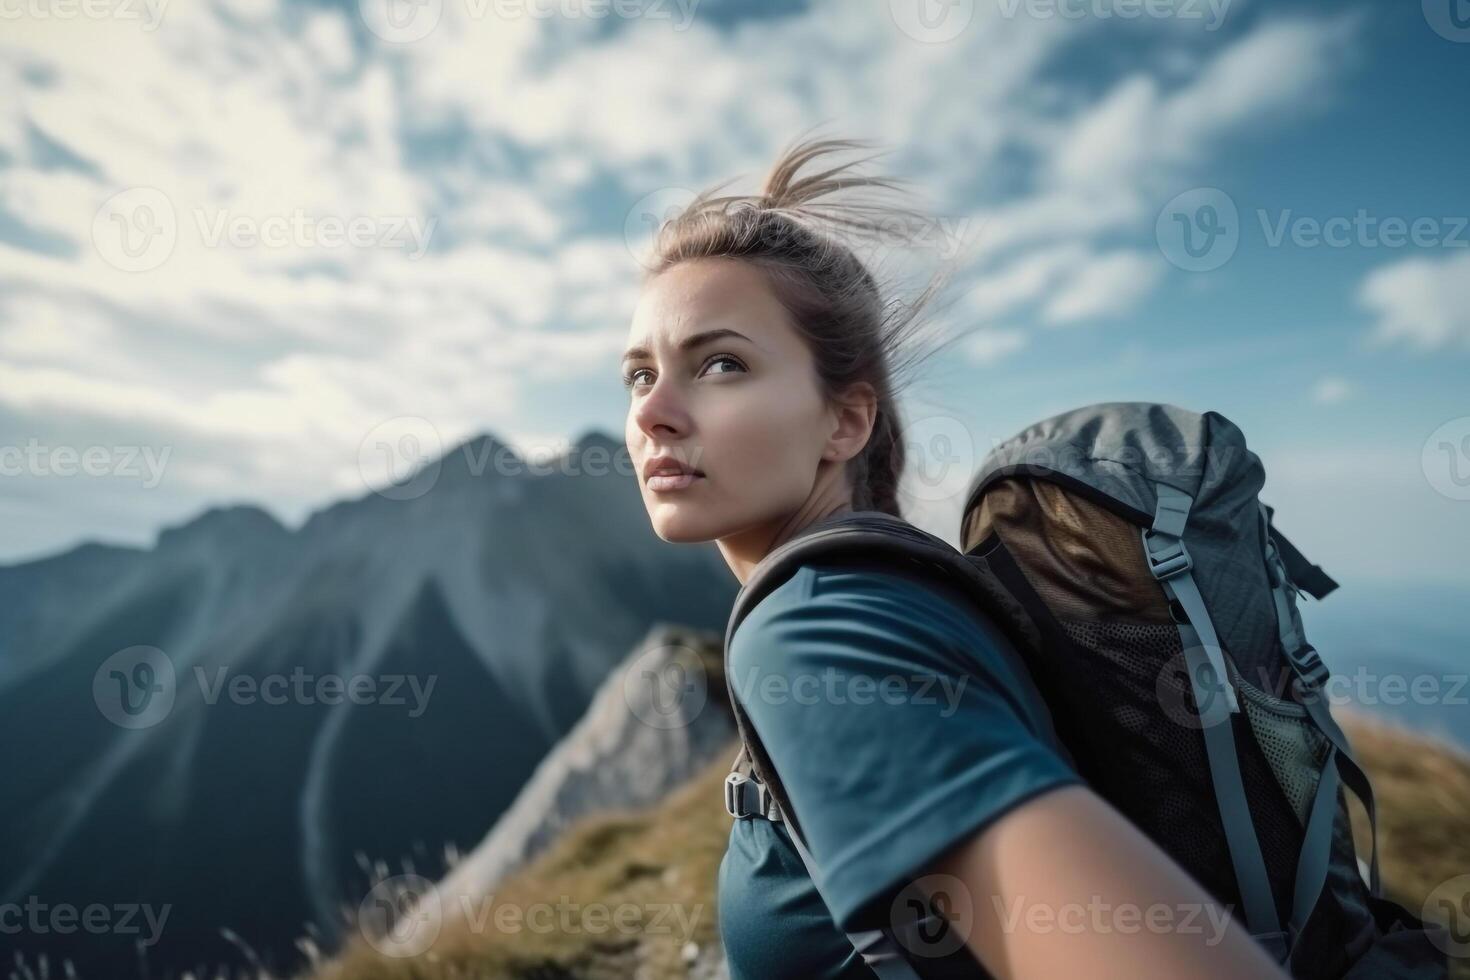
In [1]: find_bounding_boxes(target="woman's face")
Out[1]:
[623,257,853,543]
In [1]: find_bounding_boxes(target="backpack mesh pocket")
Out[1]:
[1238,679,1332,825]
[1055,616,1305,929]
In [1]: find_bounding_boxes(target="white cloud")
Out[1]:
[963,244,1088,321]
[301,10,355,76]
[1312,377,1354,405]
[1042,249,1163,325]
[1359,251,1470,351]
[0,0,1370,559]
[961,327,1028,366]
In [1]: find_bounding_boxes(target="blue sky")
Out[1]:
[1,0,1467,592]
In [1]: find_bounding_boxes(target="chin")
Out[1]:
[645,500,718,543]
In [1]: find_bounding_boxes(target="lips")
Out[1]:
[643,454,705,492]
[647,470,703,492]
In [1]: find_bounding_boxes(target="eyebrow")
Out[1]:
[621,328,757,366]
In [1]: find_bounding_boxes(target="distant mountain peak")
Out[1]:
[573,429,624,454]
[431,432,532,486]
[155,503,288,550]
[566,430,629,477]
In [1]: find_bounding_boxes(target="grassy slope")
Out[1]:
[1340,711,1470,980]
[312,714,1469,980]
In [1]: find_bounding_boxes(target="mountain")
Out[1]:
[362,621,735,959]
[0,430,738,980]
[314,620,738,980]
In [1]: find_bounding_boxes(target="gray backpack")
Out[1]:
[722,401,1447,979]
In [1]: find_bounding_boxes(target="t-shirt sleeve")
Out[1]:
[727,561,1083,933]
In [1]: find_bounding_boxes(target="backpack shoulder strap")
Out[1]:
[1144,484,1289,959]
[723,510,1050,838]
[721,511,1045,979]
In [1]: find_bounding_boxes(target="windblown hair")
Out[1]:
[643,130,961,518]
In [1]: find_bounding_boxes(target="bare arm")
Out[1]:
[921,784,1289,980]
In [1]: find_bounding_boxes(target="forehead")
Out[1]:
[625,258,794,354]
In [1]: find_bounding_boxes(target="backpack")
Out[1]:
[721,401,1448,979]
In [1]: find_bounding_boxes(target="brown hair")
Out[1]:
[642,131,963,518]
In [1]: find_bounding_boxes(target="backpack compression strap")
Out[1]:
[1143,484,1288,961]
[1258,503,1381,960]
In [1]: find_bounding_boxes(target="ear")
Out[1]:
[824,381,879,463]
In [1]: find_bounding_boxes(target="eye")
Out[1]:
[622,355,746,391]
[622,367,654,390]
[700,354,746,377]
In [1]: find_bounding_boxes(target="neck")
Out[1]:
[717,468,857,586]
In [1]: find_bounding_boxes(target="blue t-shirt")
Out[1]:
[717,559,1082,979]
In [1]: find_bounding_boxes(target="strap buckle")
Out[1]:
[724,771,782,821]
[1141,529,1194,581]
[1287,642,1331,691]
[1265,538,1301,598]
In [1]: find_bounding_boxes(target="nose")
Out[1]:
[630,374,692,441]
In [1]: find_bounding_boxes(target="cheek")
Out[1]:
[708,374,826,473]
[623,413,641,465]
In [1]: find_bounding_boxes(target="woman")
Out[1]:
[620,135,1290,980]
